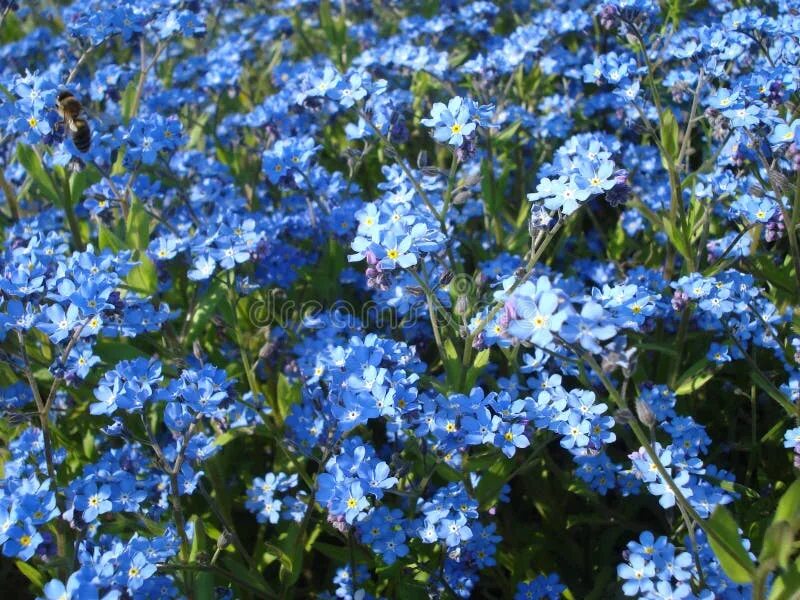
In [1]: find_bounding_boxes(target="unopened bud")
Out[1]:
[635,399,656,428]
[461,174,482,187]
[217,529,234,550]
[454,296,469,316]
[452,190,471,205]
[192,340,203,363]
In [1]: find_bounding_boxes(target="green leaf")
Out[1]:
[480,159,496,214]
[662,217,691,262]
[121,80,138,124]
[15,560,46,588]
[16,143,60,206]
[82,429,97,461]
[126,251,158,296]
[94,340,148,363]
[125,199,152,250]
[637,342,679,357]
[464,348,490,390]
[188,278,227,342]
[760,521,794,569]
[277,373,301,421]
[69,168,99,205]
[442,339,460,387]
[319,0,337,46]
[707,506,757,584]
[660,108,680,163]
[747,254,796,299]
[773,479,800,524]
[751,369,796,416]
[475,453,515,506]
[189,516,215,600]
[768,560,800,600]
[221,556,273,597]
[674,359,714,395]
[272,525,303,589]
[494,120,522,143]
[213,427,254,448]
[98,224,126,253]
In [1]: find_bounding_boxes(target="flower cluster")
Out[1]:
[1,0,800,598]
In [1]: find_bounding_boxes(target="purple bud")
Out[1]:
[671,290,690,311]
[598,4,619,30]
[606,170,631,207]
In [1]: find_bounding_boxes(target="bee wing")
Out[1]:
[69,120,79,132]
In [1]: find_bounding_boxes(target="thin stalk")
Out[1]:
[460,218,565,383]
[128,39,167,123]
[440,151,459,222]
[16,331,67,577]
[409,270,447,361]
[357,108,440,223]
[484,130,504,245]
[0,167,19,220]
[676,70,705,169]
[65,46,94,85]
[61,170,85,251]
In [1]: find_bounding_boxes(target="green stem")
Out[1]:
[61,171,85,251]
[441,151,459,221]
[409,269,447,363]
[357,108,441,223]
[484,130,504,245]
[668,307,692,388]
[16,332,68,578]
[0,167,19,220]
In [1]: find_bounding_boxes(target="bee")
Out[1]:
[56,91,91,153]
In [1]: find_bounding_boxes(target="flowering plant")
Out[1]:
[1,1,800,599]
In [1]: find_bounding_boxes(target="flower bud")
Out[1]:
[454,295,469,316]
[671,290,689,312]
[635,398,656,428]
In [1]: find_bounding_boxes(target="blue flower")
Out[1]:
[561,301,618,353]
[3,521,43,560]
[73,483,113,522]
[784,426,800,449]
[769,120,799,146]
[508,290,568,347]
[528,176,591,215]
[494,422,530,457]
[421,97,477,147]
[38,303,81,343]
[617,553,655,596]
